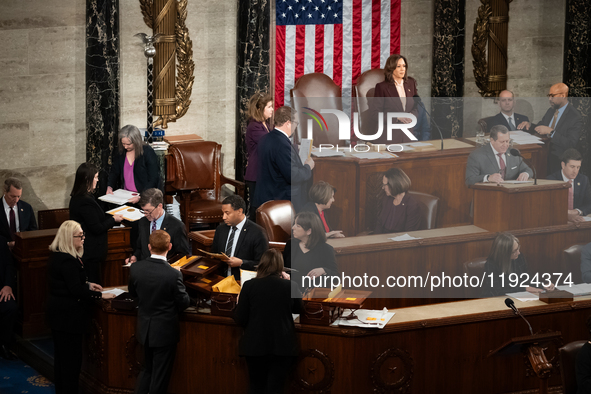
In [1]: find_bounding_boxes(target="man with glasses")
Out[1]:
[520,83,583,174]
[466,125,533,186]
[485,90,530,133]
[125,188,190,264]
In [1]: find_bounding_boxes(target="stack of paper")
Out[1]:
[311,149,346,157]
[106,205,144,222]
[506,291,538,302]
[331,308,395,329]
[99,189,139,205]
[557,283,591,296]
[352,152,392,159]
[389,234,422,241]
[510,130,544,145]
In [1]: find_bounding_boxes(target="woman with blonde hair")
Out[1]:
[244,92,273,220]
[46,220,114,394]
[234,249,302,393]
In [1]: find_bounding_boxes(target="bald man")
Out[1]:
[520,83,583,174]
[486,90,529,133]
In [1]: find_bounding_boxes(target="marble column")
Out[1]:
[564,0,591,175]
[235,0,271,182]
[86,0,120,194]
[431,0,466,138]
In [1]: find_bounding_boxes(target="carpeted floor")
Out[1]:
[0,356,54,394]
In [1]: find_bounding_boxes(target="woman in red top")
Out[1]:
[301,181,345,238]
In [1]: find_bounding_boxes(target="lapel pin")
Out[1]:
[577,182,580,186]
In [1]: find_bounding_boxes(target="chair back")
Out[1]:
[562,244,584,284]
[290,73,342,145]
[167,141,222,201]
[38,208,70,230]
[463,257,487,298]
[354,69,385,112]
[559,340,587,394]
[256,200,294,244]
[408,191,440,230]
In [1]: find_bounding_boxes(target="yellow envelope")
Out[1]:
[212,275,241,294]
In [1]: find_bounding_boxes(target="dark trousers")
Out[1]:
[0,297,17,347]
[246,181,257,222]
[52,330,83,394]
[135,344,177,394]
[245,355,295,394]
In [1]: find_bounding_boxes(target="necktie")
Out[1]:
[497,153,506,179]
[9,207,16,240]
[225,226,237,257]
[550,109,559,129]
[151,220,157,234]
[568,179,574,210]
[508,117,515,131]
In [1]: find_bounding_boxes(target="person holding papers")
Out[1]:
[547,149,591,223]
[69,163,123,284]
[234,249,302,394]
[482,232,554,297]
[107,125,160,204]
[465,125,533,186]
[375,168,421,234]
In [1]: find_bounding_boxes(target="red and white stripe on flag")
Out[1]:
[275,0,401,108]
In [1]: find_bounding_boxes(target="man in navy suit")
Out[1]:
[253,106,315,212]
[521,83,583,174]
[1,177,38,249]
[486,90,530,133]
[547,149,591,222]
[211,195,268,279]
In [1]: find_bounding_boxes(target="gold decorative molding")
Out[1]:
[472,0,493,97]
[139,0,194,128]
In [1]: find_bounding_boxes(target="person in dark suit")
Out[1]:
[211,195,268,280]
[375,168,422,234]
[521,83,583,174]
[301,181,344,238]
[69,163,124,284]
[125,188,190,264]
[465,125,533,186]
[0,235,17,360]
[288,211,338,292]
[128,230,190,394]
[107,124,160,204]
[46,220,114,394]
[1,177,38,249]
[547,149,591,223]
[234,249,302,394]
[369,54,420,144]
[485,90,530,132]
[575,315,591,393]
[253,106,315,212]
[244,92,273,221]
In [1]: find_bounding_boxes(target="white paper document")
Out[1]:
[352,152,392,159]
[311,149,346,157]
[389,234,422,241]
[102,288,126,297]
[557,283,591,297]
[299,139,313,163]
[502,180,534,184]
[331,308,395,329]
[506,291,538,302]
[99,189,140,205]
[240,269,257,287]
[107,205,144,222]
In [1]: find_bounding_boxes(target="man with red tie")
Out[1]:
[547,149,591,222]
[0,177,37,249]
[465,125,533,186]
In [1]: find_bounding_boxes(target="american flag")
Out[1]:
[275,0,401,108]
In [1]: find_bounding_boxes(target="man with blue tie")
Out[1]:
[254,106,315,212]
[485,90,530,133]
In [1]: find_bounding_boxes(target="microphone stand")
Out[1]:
[415,96,445,151]
[510,148,538,185]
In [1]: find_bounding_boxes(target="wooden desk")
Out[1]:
[313,139,547,236]
[80,296,591,394]
[13,227,132,338]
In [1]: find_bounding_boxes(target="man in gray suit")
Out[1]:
[466,125,533,186]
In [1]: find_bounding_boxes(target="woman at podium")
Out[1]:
[375,168,421,234]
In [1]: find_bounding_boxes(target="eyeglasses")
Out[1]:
[547,93,564,98]
[73,232,86,239]
[140,207,156,216]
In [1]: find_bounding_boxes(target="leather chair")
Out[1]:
[166,141,245,232]
[38,208,70,230]
[408,191,440,230]
[559,340,586,394]
[562,244,584,285]
[256,200,294,251]
[354,68,385,133]
[290,73,342,145]
[463,257,487,298]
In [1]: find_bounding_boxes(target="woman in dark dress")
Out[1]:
[69,163,123,284]
[244,92,273,221]
[375,168,421,234]
[301,181,345,238]
[369,54,419,144]
[107,124,160,203]
[287,211,338,292]
[234,249,302,394]
[482,232,554,297]
[47,220,115,394]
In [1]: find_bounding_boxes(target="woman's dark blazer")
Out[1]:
[290,239,338,289]
[244,119,270,182]
[370,76,419,144]
[69,193,115,266]
[482,254,531,298]
[375,193,421,234]
[46,252,102,334]
[300,201,331,232]
[107,144,160,192]
[234,275,303,357]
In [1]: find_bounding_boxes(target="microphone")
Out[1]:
[509,148,537,185]
[414,94,444,151]
[504,298,534,335]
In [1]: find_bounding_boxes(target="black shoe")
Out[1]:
[0,345,17,360]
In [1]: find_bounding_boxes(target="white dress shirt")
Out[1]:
[225,216,247,276]
[2,196,19,232]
